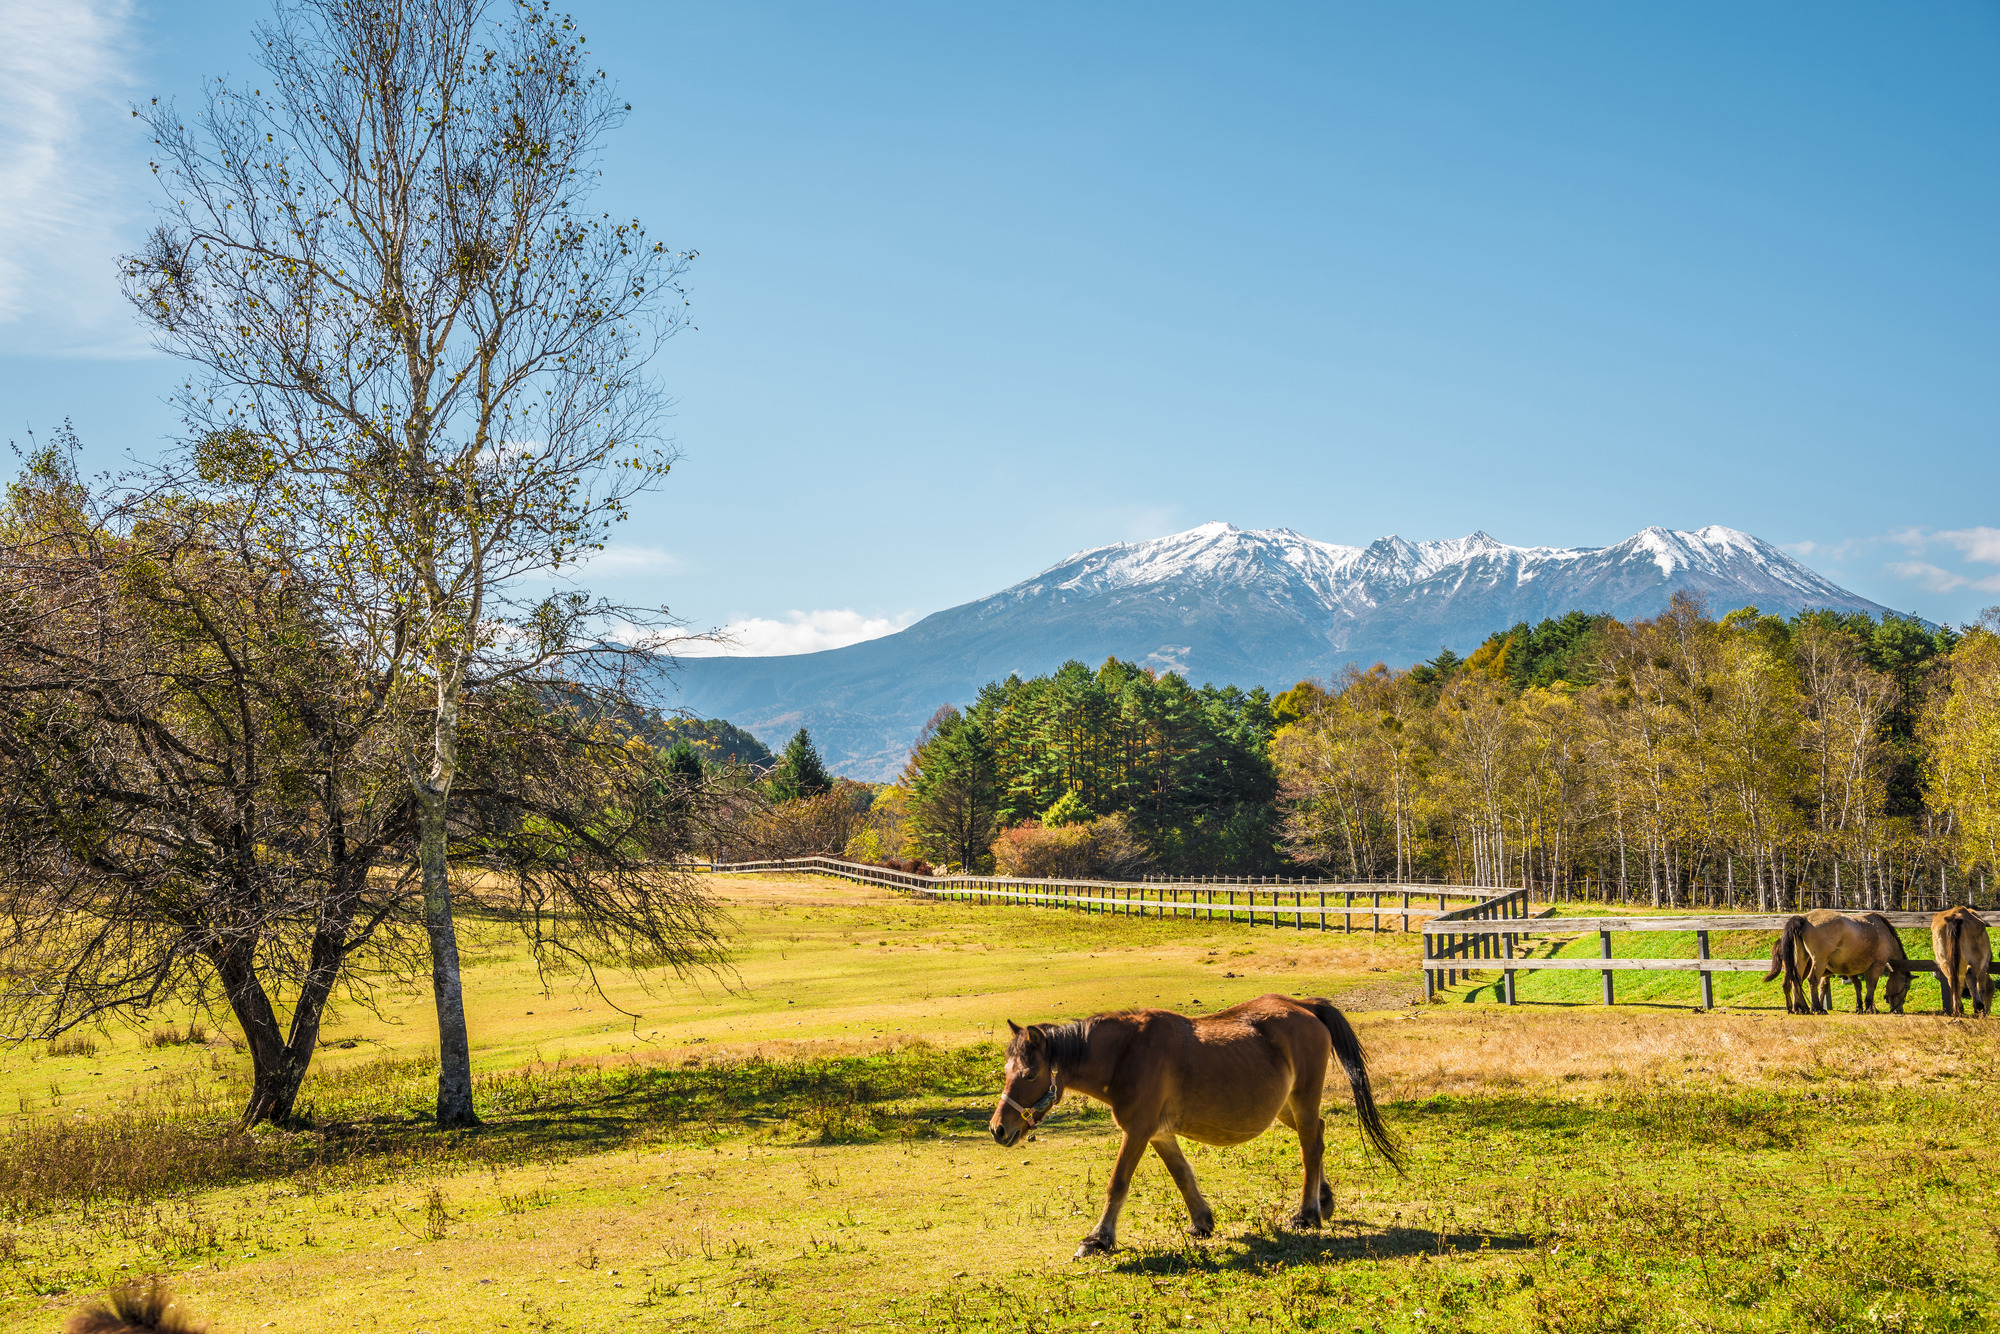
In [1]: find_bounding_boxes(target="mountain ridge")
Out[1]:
[659,522,1893,780]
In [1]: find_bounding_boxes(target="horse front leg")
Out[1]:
[1076,1131,1150,1259]
[1150,1136,1215,1239]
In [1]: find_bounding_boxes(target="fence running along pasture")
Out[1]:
[703,857,1995,1012]
[704,856,1515,932]
[1423,909,2000,1009]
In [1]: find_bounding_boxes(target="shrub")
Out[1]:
[46,1034,98,1060]
[736,782,877,859]
[990,813,1150,879]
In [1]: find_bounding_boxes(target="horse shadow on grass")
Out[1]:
[1110,1220,1533,1275]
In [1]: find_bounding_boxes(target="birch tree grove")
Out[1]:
[122,0,692,1125]
[1272,596,1994,910]
[1927,613,2000,878]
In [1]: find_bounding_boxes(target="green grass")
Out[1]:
[2,874,1996,1333]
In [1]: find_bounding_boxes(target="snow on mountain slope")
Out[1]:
[1003,521,1849,613]
[662,522,1892,780]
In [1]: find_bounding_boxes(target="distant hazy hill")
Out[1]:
[660,522,1891,781]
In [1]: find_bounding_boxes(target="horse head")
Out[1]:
[991,1020,1062,1148]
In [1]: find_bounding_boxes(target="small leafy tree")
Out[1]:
[0,444,724,1122]
[122,0,694,1125]
[0,446,414,1123]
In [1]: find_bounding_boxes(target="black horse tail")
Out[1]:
[1309,1000,1404,1175]
[1776,915,1809,991]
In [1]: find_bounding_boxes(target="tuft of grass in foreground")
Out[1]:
[144,1023,208,1050]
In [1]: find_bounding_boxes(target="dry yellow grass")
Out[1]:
[1358,1003,2000,1099]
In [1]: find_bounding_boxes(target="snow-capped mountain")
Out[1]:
[664,523,1890,780]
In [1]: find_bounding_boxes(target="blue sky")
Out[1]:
[2,1,1996,650]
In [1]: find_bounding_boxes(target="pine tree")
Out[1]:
[664,738,706,784]
[771,729,833,802]
[903,708,1000,871]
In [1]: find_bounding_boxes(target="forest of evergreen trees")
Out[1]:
[893,660,1282,875]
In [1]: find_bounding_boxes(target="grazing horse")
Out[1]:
[990,994,1401,1258]
[1766,910,1910,1015]
[1931,906,1993,1019]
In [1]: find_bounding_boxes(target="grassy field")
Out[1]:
[0,875,1994,1333]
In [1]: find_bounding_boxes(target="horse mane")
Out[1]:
[1013,1019,1092,1071]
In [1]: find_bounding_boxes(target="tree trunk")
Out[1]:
[210,939,309,1126]
[419,782,480,1127]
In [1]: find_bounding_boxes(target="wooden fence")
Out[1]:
[1420,888,1542,1002]
[705,858,1995,1010]
[704,856,1515,932]
[1422,910,2000,1009]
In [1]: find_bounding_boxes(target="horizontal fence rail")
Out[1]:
[703,857,1517,932]
[1421,908,2000,1009]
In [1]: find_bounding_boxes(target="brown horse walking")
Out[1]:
[990,994,1401,1258]
[1932,906,1993,1019]
[1765,910,1910,1015]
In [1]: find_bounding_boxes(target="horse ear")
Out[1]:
[1006,1020,1023,1037]
[1024,1025,1047,1049]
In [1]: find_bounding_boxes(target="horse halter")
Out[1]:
[1002,1073,1062,1128]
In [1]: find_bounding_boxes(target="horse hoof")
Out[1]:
[1073,1239,1115,1260]
[1187,1223,1214,1240]
[1288,1212,1323,1231]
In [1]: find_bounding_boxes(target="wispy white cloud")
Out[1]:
[575,544,686,577]
[1781,537,1866,563]
[1932,526,2000,566]
[1886,560,2000,595]
[676,608,915,657]
[1794,525,2000,610]
[0,0,146,355]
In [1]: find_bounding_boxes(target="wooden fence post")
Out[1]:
[1600,929,1615,1006]
[1697,930,1714,1010]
